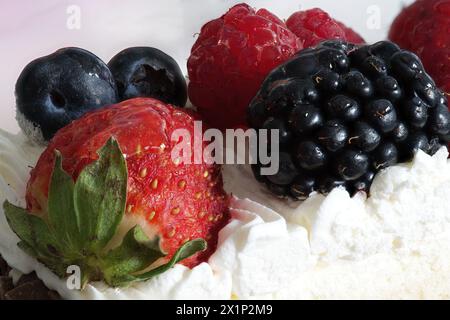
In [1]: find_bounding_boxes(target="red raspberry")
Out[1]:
[188,3,302,130]
[286,8,365,48]
[389,0,450,93]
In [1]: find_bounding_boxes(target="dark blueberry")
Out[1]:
[266,152,298,186]
[370,41,401,61]
[16,47,118,143]
[313,69,341,93]
[317,48,350,72]
[351,171,375,194]
[390,50,424,81]
[317,120,348,152]
[262,117,292,146]
[295,141,328,170]
[373,142,399,170]
[266,78,319,115]
[401,132,429,160]
[317,175,347,194]
[349,121,381,152]
[289,105,324,134]
[402,96,429,129]
[318,40,356,54]
[428,105,450,135]
[342,71,374,99]
[247,100,267,128]
[362,55,388,78]
[335,149,370,181]
[326,95,361,122]
[412,73,439,107]
[290,174,316,200]
[391,122,409,143]
[375,76,402,101]
[364,99,398,133]
[108,47,186,107]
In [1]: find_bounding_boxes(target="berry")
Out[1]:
[389,0,450,93]
[267,152,298,186]
[187,4,302,130]
[286,8,364,48]
[108,47,187,107]
[26,98,230,268]
[15,47,118,144]
[248,40,450,199]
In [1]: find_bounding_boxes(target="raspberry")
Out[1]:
[389,0,450,93]
[286,8,365,48]
[187,3,302,130]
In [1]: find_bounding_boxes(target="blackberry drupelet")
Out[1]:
[247,40,450,199]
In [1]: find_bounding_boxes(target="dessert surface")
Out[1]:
[1,0,450,300]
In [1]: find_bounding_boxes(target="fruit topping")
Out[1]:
[188,3,302,130]
[389,0,450,93]
[6,98,230,287]
[286,8,365,48]
[248,40,450,198]
[108,47,187,107]
[15,48,118,144]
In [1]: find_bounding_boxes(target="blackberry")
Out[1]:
[248,40,450,198]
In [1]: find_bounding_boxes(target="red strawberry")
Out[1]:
[286,8,365,48]
[389,0,450,94]
[188,3,302,131]
[26,98,230,268]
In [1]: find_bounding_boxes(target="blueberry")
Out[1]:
[373,142,399,170]
[343,71,374,99]
[295,141,328,170]
[335,149,369,181]
[364,99,398,133]
[390,51,424,81]
[266,152,298,186]
[370,41,400,61]
[262,117,292,146]
[15,47,118,143]
[349,121,381,152]
[391,122,409,143]
[317,120,348,152]
[326,95,361,122]
[289,105,324,134]
[402,96,429,129]
[375,76,402,101]
[290,174,316,200]
[108,47,187,107]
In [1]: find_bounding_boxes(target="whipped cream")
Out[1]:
[1,129,450,299]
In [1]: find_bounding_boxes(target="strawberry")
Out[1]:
[5,98,229,287]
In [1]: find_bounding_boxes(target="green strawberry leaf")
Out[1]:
[100,225,166,286]
[3,201,60,259]
[108,238,207,287]
[47,151,81,253]
[73,137,128,253]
